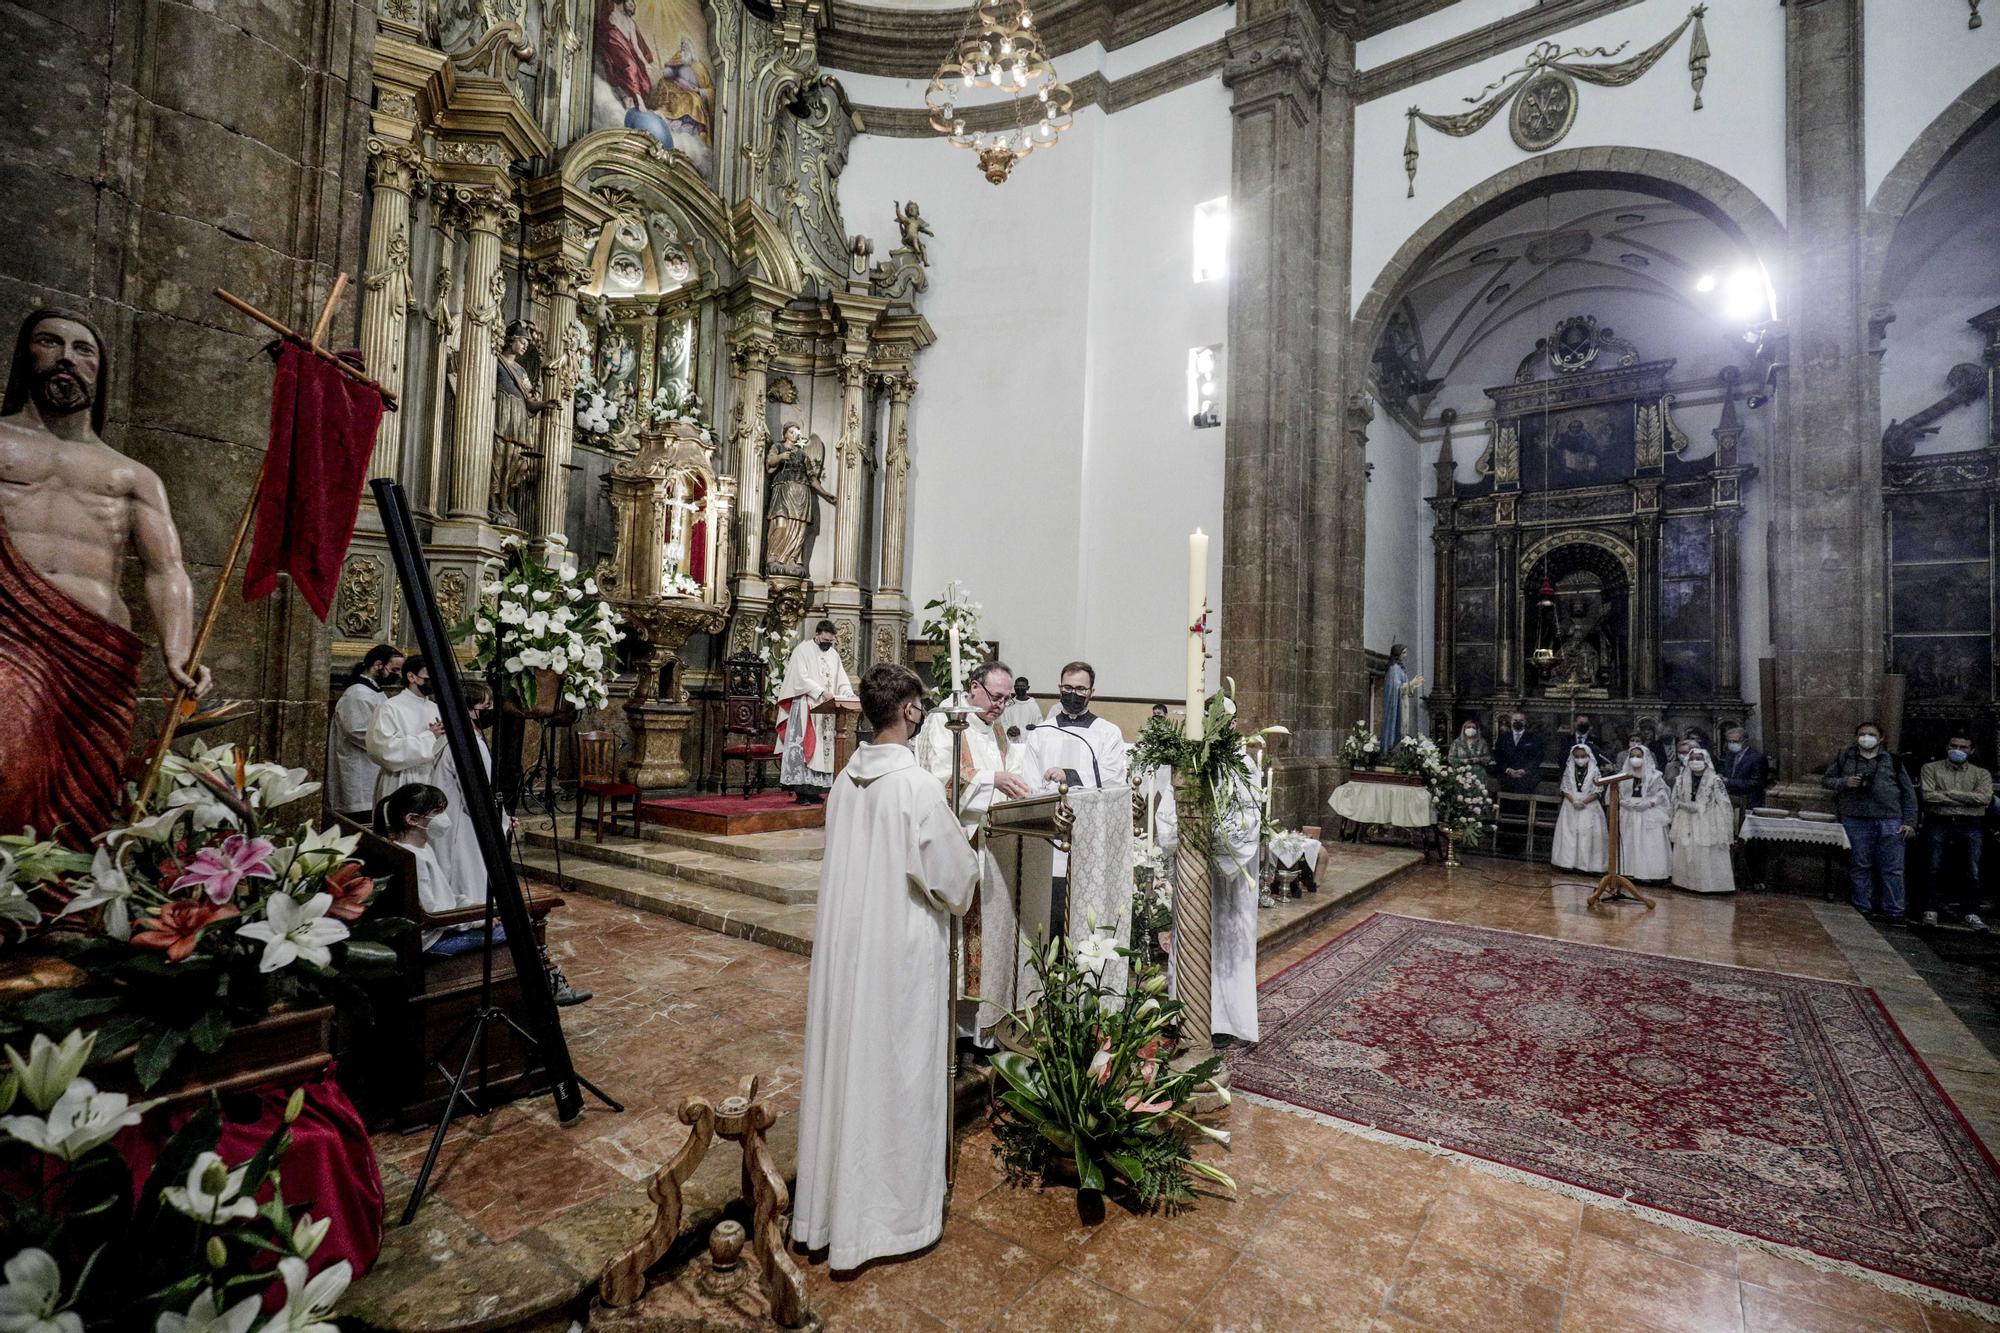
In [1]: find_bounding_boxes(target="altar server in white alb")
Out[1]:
[1670,746,1737,893]
[1552,742,1608,874]
[793,663,980,1271]
[777,619,854,804]
[366,653,446,806]
[427,680,498,908]
[1617,742,1673,882]
[326,643,402,821]
[1022,661,1129,794]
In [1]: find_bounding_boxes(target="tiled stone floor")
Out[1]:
[352,855,2000,1331]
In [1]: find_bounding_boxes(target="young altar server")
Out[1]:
[793,663,980,1271]
[375,783,485,955]
[1671,746,1737,894]
[1021,661,1129,793]
[1617,742,1673,882]
[1552,742,1608,874]
[327,644,402,821]
[776,619,854,805]
[366,653,445,806]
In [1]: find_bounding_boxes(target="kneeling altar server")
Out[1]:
[793,663,980,1270]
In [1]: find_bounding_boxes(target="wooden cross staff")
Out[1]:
[131,274,399,811]
[1588,768,1656,910]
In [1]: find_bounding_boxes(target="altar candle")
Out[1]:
[1185,529,1208,740]
[949,621,963,695]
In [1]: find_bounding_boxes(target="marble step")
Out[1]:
[518,821,820,906]
[636,820,824,864]
[517,848,817,957]
[1255,844,1427,956]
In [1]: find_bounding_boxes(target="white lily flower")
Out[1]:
[475,617,493,634]
[0,849,39,930]
[582,647,604,671]
[497,602,527,625]
[0,1078,150,1161]
[482,581,503,598]
[163,1151,259,1225]
[250,764,320,810]
[153,1288,262,1333]
[295,825,360,865]
[531,589,553,603]
[164,784,237,833]
[549,654,569,674]
[56,847,134,941]
[1073,931,1120,975]
[291,1213,332,1260]
[0,1248,82,1333]
[4,1032,95,1114]
[583,578,597,595]
[503,656,524,674]
[235,893,349,974]
[263,1257,351,1333]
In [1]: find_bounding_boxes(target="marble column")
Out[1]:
[878,374,915,596]
[361,139,422,483]
[830,351,869,590]
[530,256,588,556]
[1771,0,1878,779]
[444,187,514,522]
[728,333,776,577]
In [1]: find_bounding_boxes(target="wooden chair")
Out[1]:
[719,653,781,795]
[576,730,641,840]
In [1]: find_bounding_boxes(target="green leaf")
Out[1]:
[12,990,120,1027]
[988,1051,1045,1101]
[132,1023,188,1089]
[1072,1142,1106,1193]
[188,1008,232,1055]
[339,940,398,968]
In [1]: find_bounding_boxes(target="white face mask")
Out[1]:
[1690,760,1707,773]
[423,811,454,835]
[1857,734,1880,751]
[1629,755,1647,770]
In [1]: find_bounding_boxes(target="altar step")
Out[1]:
[516,843,820,957]
[1255,843,1427,956]
[519,821,821,905]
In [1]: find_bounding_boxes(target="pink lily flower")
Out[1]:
[1087,1034,1114,1085]
[171,833,277,905]
[1125,1093,1173,1115]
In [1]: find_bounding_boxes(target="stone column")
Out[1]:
[529,255,588,556]
[878,374,916,596]
[361,139,422,483]
[830,351,869,589]
[1771,0,1878,779]
[1633,492,1662,698]
[729,332,776,577]
[444,186,515,522]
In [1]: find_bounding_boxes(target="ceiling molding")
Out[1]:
[1355,0,1646,103]
[850,38,1225,137]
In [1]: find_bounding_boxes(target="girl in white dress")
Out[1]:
[1552,743,1608,873]
[1670,747,1737,893]
[374,782,482,953]
[1617,743,1673,882]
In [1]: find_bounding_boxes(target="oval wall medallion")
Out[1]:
[1510,69,1578,152]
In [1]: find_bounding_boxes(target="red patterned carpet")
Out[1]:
[1231,912,2000,1307]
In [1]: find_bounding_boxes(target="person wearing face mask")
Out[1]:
[1919,735,1992,930]
[777,619,856,805]
[327,643,404,822]
[1617,744,1673,882]
[793,662,980,1271]
[1663,737,1697,790]
[997,675,1041,744]
[1553,743,1608,874]
[1491,710,1544,795]
[1822,722,1919,923]
[1022,661,1128,793]
[1449,718,1493,774]
[375,783,491,954]
[1569,715,1606,767]
[366,652,446,807]
[1720,725,1768,810]
[1670,747,1736,894]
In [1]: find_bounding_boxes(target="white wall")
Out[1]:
[1363,402,1424,659]
[1864,2,1998,201]
[1351,0,1788,314]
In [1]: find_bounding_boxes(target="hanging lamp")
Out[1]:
[925,0,1075,184]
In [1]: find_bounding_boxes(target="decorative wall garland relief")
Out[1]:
[1402,6,1710,197]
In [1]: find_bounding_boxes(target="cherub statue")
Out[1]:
[892,200,932,267]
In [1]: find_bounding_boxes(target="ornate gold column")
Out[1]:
[877,373,915,597]
[830,350,868,589]
[728,331,776,577]
[443,186,514,522]
[361,139,422,482]
[530,255,589,555]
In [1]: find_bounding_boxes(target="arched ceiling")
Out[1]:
[1882,112,2000,307]
[1372,185,1764,427]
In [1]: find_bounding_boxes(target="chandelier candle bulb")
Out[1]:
[1186,529,1207,741]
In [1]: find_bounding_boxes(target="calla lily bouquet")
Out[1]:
[455,538,623,713]
[0,1027,352,1331]
[987,935,1233,1212]
[0,741,404,1090]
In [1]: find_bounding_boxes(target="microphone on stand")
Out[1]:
[1026,721,1103,788]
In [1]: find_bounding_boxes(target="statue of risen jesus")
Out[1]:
[0,307,210,842]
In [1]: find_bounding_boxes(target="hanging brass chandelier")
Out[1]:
[925,0,1075,184]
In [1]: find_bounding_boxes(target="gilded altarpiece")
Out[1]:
[1427,319,1756,769]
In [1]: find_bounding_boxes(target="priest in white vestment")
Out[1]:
[793,663,980,1271]
[1617,743,1673,882]
[1552,743,1608,874]
[326,644,402,820]
[1670,747,1737,893]
[777,619,855,804]
[366,653,445,810]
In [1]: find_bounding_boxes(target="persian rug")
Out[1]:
[1231,913,2000,1307]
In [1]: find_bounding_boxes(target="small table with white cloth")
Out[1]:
[1328,771,1441,859]
[1736,811,1851,898]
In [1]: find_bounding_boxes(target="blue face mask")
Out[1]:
[1950,748,1970,764]
[1727,742,1744,754]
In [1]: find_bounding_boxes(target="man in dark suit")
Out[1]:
[1721,725,1768,809]
[1491,708,1544,794]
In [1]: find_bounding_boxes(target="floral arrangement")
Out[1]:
[1387,735,1496,844]
[918,581,984,697]
[0,741,403,1090]
[1128,679,1289,848]
[572,366,623,441]
[750,620,795,708]
[1267,829,1312,868]
[457,539,623,713]
[1339,720,1381,769]
[988,935,1233,1211]
[641,382,714,440]
[0,1027,352,1331]
[1131,845,1174,960]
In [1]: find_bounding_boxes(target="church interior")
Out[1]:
[5,0,2000,1328]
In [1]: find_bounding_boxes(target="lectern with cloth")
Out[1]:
[813,694,862,774]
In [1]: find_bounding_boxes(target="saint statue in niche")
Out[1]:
[763,421,830,577]
[1544,585,1617,691]
[493,320,554,524]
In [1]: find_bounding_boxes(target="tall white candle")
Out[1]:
[949,621,963,695]
[1185,529,1208,741]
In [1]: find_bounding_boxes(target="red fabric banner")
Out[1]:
[242,341,385,620]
